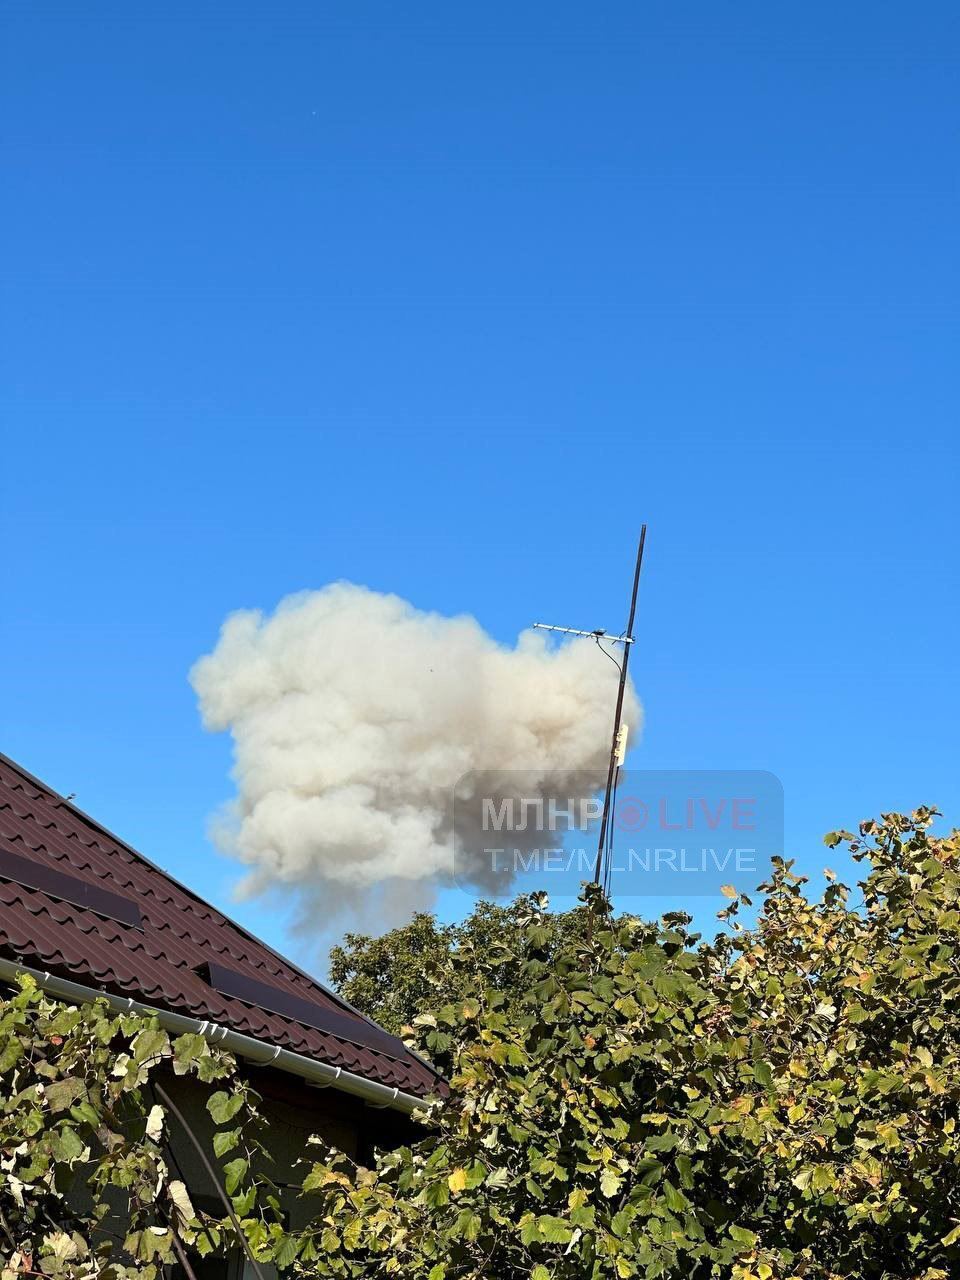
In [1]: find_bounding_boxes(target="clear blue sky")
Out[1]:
[2,3,957,961]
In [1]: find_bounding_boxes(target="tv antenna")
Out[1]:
[532,524,647,891]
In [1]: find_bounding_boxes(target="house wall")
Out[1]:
[161,1066,361,1224]
[92,1063,422,1279]
[164,1064,413,1278]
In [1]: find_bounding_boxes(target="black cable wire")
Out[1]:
[154,1082,269,1280]
[151,1083,221,1261]
[594,636,623,675]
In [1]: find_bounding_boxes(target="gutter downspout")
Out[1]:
[0,957,434,1118]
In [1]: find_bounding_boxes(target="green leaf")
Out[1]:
[753,1060,774,1090]
[213,1129,240,1157]
[729,1225,758,1247]
[662,1180,686,1213]
[519,1215,541,1246]
[207,1090,244,1125]
[273,1234,300,1269]
[231,1185,256,1217]
[424,1179,450,1208]
[44,1077,85,1113]
[52,1124,85,1164]
[132,1027,169,1065]
[537,1214,573,1244]
[69,1100,101,1129]
[454,1209,482,1242]
[0,1036,23,1072]
[222,1157,248,1194]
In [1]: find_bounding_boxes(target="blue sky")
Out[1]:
[2,2,957,962]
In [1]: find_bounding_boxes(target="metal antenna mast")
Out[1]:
[532,525,647,889]
[592,525,646,887]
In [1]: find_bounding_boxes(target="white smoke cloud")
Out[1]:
[190,583,640,932]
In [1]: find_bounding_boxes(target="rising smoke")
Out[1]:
[190,583,640,935]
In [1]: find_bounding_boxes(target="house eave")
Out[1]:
[0,956,436,1118]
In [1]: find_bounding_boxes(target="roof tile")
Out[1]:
[0,753,441,1100]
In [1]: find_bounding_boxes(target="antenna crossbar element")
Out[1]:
[533,623,634,645]
[529,525,648,896]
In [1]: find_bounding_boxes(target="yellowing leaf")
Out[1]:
[168,1179,195,1223]
[145,1104,164,1142]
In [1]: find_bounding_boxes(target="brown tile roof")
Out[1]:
[0,752,441,1100]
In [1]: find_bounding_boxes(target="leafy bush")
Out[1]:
[0,980,280,1278]
[300,808,960,1280]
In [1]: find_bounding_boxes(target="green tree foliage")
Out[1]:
[329,901,591,1044]
[5,808,960,1280]
[299,807,960,1280]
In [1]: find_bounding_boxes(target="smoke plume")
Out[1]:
[190,583,640,933]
